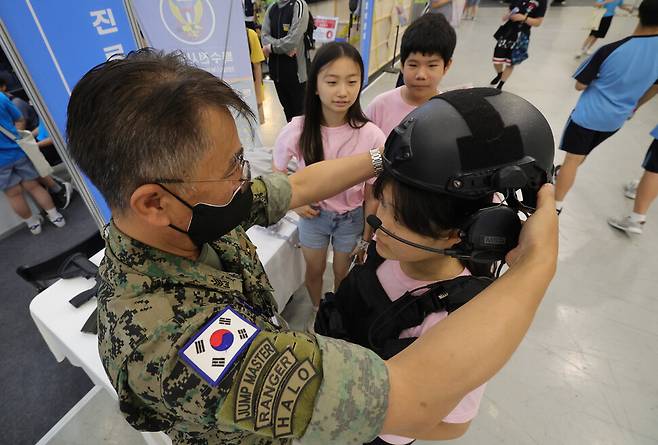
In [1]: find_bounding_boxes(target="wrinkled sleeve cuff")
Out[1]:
[302,336,389,444]
[259,172,292,226]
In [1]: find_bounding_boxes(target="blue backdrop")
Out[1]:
[0,0,139,223]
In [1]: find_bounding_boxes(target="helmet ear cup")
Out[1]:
[454,206,522,262]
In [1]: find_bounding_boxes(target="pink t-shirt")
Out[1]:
[365,86,419,138]
[376,259,487,444]
[273,116,386,213]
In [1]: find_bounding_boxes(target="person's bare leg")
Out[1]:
[491,63,505,85]
[38,176,57,190]
[301,246,329,308]
[21,179,56,211]
[332,250,352,292]
[501,65,514,82]
[4,184,33,218]
[633,170,658,215]
[555,153,587,203]
[583,36,597,52]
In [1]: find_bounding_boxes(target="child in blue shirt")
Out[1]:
[0,94,65,234]
[576,0,633,58]
[554,0,658,212]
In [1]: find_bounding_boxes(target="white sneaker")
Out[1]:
[53,182,73,209]
[575,51,584,59]
[47,212,66,228]
[607,216,644,234]
[27,217,43,235]
[585,48,595,56]
[623,179,639,200]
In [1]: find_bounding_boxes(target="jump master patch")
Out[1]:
[219,331,323,439]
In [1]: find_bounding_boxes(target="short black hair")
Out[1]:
[400,13,456,66]
[66,49,254,211]
[373,171,491,238]
[374,170,495,277]
[639,0,658,26]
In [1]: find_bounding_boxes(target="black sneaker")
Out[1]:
[490,73,503,85]
[51,181,73,209]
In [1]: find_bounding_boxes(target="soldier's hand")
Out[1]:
[294,205,320,219]
[505,184,558,274]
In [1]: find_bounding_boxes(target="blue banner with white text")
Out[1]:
[0,0,138,223]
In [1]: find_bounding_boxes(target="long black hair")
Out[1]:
[373,170,496,278]
[299,42,369,166]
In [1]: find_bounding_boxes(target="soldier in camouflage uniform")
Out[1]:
[66,49,559,444]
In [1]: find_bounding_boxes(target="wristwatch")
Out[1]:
[355,239,369,252]
[370,148,384,176]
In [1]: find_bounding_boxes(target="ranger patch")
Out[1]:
[255,348,297,429]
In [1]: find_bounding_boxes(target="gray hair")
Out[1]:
[67,49,254,211]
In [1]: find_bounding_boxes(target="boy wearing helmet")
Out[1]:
[317,88,555,444]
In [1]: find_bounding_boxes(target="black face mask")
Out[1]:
[159,183,253,246]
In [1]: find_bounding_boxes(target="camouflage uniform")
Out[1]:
[98,173,389,444]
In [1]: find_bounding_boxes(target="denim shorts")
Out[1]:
[0,155,39,191]
[298,207,364,253]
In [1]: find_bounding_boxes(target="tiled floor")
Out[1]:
[279,5,658,445]
[42,4,658,444]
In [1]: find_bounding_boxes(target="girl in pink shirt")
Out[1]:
[273,42,386,329]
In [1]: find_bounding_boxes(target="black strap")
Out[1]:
[367,275,492,357]
[58,253,98,280]
[69,281,100,308]
[81,308,98,334]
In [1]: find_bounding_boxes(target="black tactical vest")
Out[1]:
[315,242,493,359]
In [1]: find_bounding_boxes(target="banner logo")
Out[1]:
[160,0,216,44]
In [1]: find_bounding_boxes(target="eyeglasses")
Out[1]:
[153,151,251,185]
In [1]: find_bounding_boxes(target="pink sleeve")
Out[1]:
[442,383,487,424]
[365,100,379,128]
[272,121,301,171]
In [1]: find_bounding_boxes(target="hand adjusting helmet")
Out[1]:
[373,87,555,262]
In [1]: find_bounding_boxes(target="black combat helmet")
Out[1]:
[383,87,554,209]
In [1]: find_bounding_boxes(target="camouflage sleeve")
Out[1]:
[300,336,390,444]
[157,317,323,440]
[245,173,292,229]
[153,311,388,443]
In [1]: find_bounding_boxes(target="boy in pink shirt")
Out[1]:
[375,259,487,444]
[366,13,456,137]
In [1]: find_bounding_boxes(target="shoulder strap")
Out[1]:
[436,275,492,313]
[0,123,18,141]
[366,275,493,357]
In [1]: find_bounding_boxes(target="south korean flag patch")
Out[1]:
[179,306,260,386]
